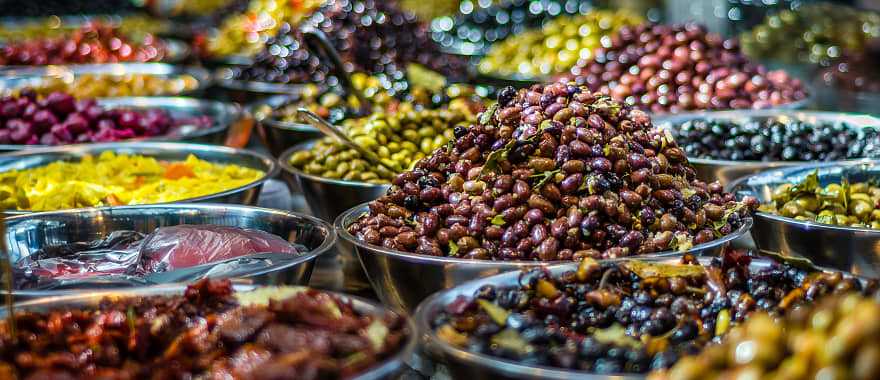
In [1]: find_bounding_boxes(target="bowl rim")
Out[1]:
[278,140,392,189]
[729,159,880,235]
[4,203,338,295]
[0,96,239,150]
[212,67,318,95]
[335,201,753,266]
[0,141,280,214]
[652,109,880,166]
[2,282,416,380]
[0,62,211,88]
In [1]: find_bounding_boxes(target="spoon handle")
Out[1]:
[296,108,396,173]
[300,27,372,115]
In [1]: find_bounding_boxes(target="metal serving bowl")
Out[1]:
[4,203,336,298]
[213,67,317,104]
[279,141,389,292]
[336,203,753,312]
[730,160,880,278]
[0,283,415,380]
[252,94,323,158]
[0,96,240,150]
[0,141,279,215]
[0,63,211,96]
[413,254,862,380]
[653,110,880,186]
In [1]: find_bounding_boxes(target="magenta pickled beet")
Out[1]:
[0,89,212,146]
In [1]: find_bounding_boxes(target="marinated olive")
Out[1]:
[649,292,880,380]
[760,171,880,229]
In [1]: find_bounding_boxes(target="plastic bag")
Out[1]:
[140,225,299,273]
[14,225,300,290]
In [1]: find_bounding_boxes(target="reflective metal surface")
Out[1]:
[653,110,880,186]
[4,203,336,297]
[0,142,279,215]
[336,203,752,312]
[0,96,239,150]
[253,95,323,157]
[0,63,211,96]
[213,67,316,103]
[731,160,880,278]
[413,254,855,380]
[0,283,415,380]
[279,141,389,292]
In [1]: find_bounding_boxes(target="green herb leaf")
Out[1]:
[448,240,459,256]
[490,214,506,226]
[481,139,515,177]
[479,103,499,125]
[790,170,820,196]
[530,169,561,190]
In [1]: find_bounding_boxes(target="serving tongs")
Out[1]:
[296,108,397,173]
[300,27,372,117]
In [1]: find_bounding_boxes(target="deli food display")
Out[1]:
[0,279,412,379]
[1,2,880,379]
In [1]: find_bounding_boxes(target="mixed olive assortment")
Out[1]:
[666,117,880,162]
[349,83,757,261]
[202,0,322,58]
[568,23,808,113]
[741,3,880,66]
[430,0,591,54]
[0,24,169,65]
[289,99,479,184]
[760,171,880,229]
[0,90,212,145]
[650,292,880,380]
[432,251,876,374]
[234,0,467,84]
[16,73,200,98]
[478,10,643,78]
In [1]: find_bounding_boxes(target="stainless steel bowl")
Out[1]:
[653,110,880,186]
[0,96,239,150]
[0,63,211,96]
[279,141,390,292]
[4,203,335,298]
[252,94,322,158]
[413,254,860,380]
[336,203,753,312]
[730,160,880,278]
[0,141,279,215]
[1,283,415,380]
[213,67,317,104]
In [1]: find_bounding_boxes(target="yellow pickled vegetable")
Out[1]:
[0,151,264,211]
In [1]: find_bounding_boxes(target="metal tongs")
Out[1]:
[300,27,372,116]
[296,108,397,173]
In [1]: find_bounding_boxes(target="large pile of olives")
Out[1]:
[348,83,756,261]
[568,23,808,113]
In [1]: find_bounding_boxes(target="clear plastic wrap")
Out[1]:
[14,225,301,290]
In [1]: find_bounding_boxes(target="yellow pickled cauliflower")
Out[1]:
[0,151,264,211]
